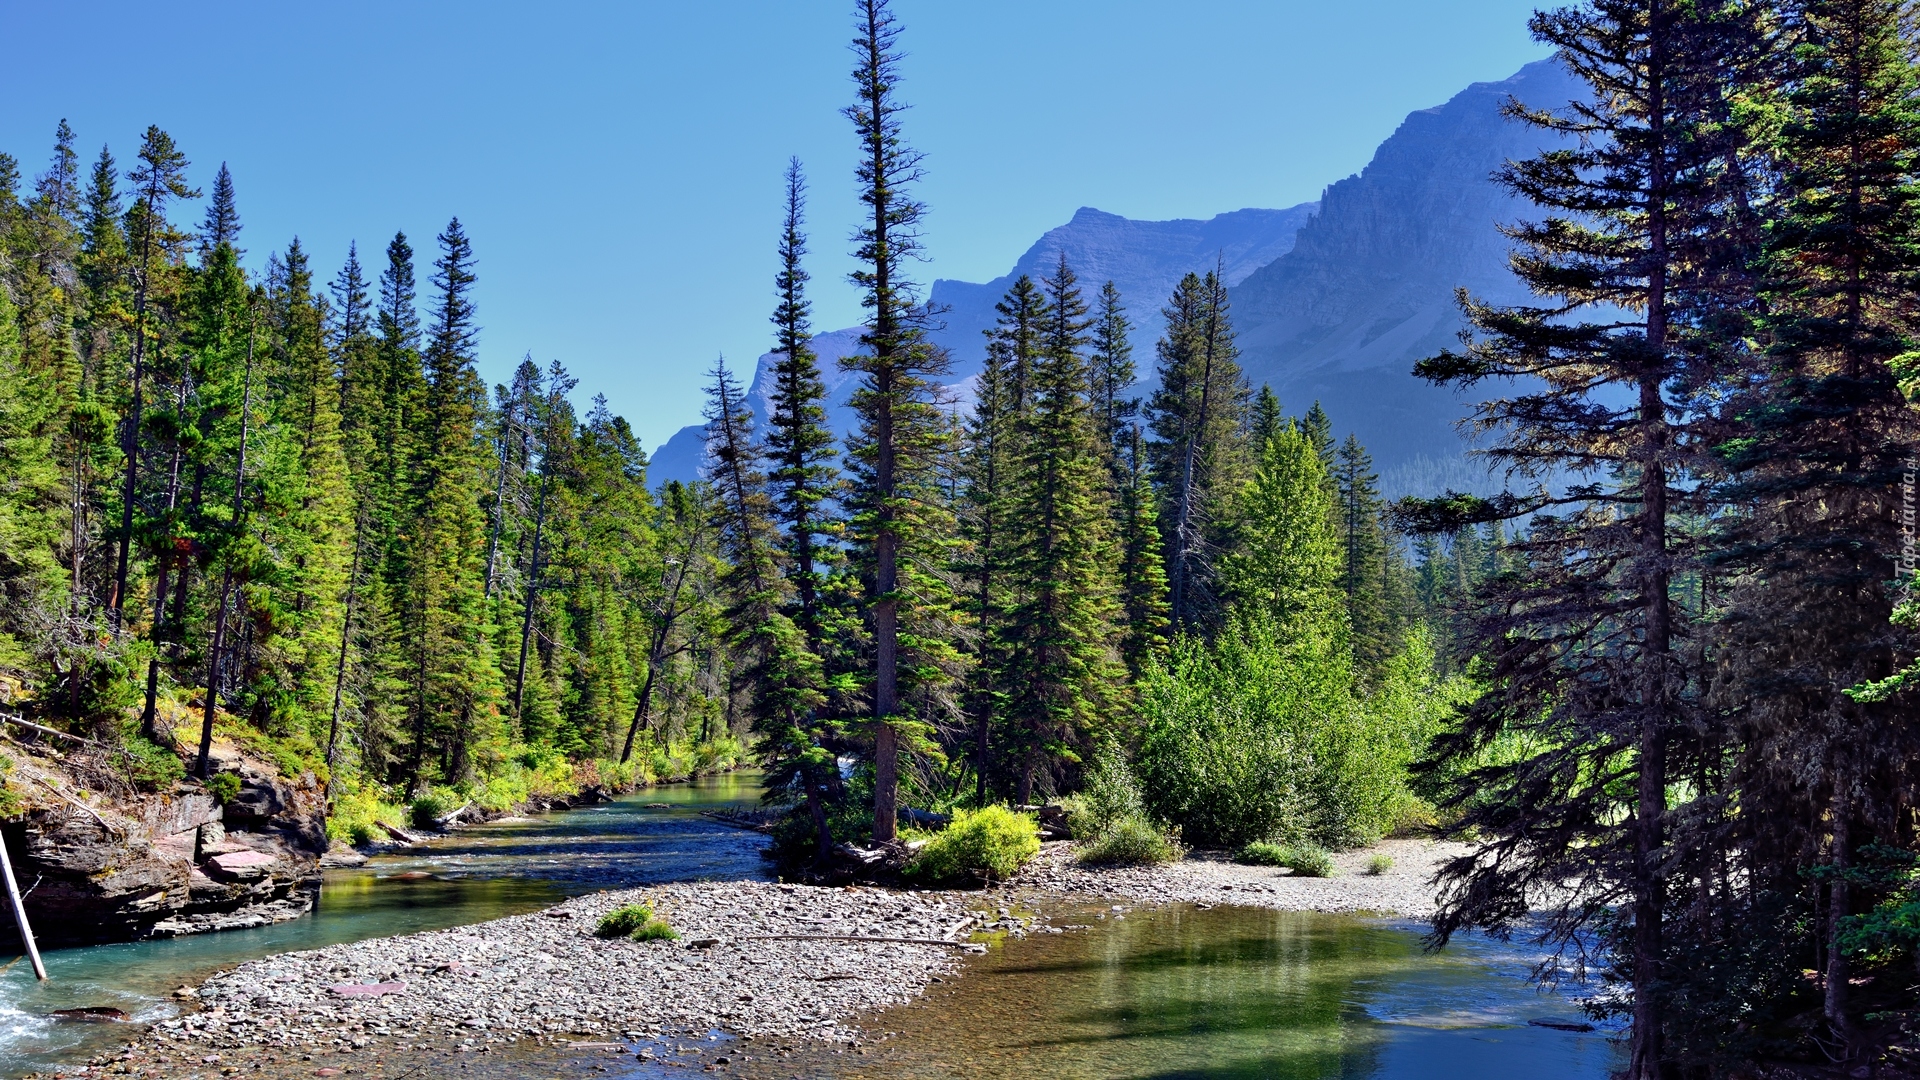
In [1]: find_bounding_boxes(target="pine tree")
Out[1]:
[998,257,1123,800]
[1088,280,1137,481]
[1403,5,1764,1072]
[1333,434,1394,678]
[110,126,198,632]
[843,0,964,842]
[756,159,844,848]
[198,163,241,257]
[1146,268,1249,633]
[1300,401,1334,473]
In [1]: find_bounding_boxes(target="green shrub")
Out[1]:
[1236,840,1290,866]
[1366,853,1394,876]
[206,772,241,804]
[595,902,678,942]
[1235,840,1336,877]
[907,805,1041,885]
[409,789,459,829]
[327,783,408,845]
[1284,844,1336,877]
[121,732,185,791]
[1076,815,1181,867]
[1064,745,1147,841]
[629,917,680,942]
[596,903,656,938]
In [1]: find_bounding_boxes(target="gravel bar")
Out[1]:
[35,839,1463,1077]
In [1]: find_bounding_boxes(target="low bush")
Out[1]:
[327,783,408,845]
[595,902,678,942]
[1075,816,1181,867]
[1236,840,1336,877]
[1236,840,1290,866]
[409,789,460,829]
[205,772,242,804]
[1366,853,1394,876]
[1065,746,1147,841]
[907,805,1041,885]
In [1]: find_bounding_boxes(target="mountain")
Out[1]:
[651,57,1583,494]
[649,203,1317,485]
[1228,57,1584,488]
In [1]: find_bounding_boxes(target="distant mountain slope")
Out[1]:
[650,204,1317,485]
[651,58,1585,491]
[1228,57,1583,474]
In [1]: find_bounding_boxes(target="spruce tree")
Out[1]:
[1088,280,1137,481]
[843,0,964,842]
[1403,5,1764,1072]
[199,163,241,257]
[1221,423,1345,637]
[1115,426,1170,675]
[1333,434,1393,678]
[998,257,1123,800]
[755,161,842,851]
[1708,0,1920,1053]
[1146,268,1249,632]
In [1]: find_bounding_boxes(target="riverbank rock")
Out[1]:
[0,739,329,946]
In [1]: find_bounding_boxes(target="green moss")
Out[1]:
[907,805,1041,886]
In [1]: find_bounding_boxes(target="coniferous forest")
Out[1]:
[5,0,1920,1075]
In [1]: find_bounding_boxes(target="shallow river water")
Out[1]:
[0,772,768,1076]
[2,774,1620,1079]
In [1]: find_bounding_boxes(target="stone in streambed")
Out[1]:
[328,980,408,998]
[203,850,278,882]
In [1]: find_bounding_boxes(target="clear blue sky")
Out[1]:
[0,1,1548,450]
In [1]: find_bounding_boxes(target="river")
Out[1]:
[0,775,1620,1079]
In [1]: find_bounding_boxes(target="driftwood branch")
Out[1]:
[0,713,98,747]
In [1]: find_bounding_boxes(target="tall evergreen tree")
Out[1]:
[998,258,1122,800]
[1403,5,1764,1073]
[843,0,963,842]
[1088,280,1137,481]
[1146,268,1248,633]
[1333,434,1394,678]
[198,163,241,257]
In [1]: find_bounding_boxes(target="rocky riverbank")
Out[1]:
[0,727,329,946]
[21,838,1465,1078]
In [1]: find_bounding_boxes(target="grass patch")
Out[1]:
[595,902,678,942]
[1366,852,1394,875]
[907,805,1041,886]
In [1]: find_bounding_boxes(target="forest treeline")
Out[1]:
[7,0,1920,1075]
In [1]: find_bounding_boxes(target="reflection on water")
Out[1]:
[0,772,767,1077]
[740,903,1619,1080]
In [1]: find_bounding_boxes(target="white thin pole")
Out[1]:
[0,828,47,980]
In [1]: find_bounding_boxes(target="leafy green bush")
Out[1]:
[1235,840,1335,877]
[907,805,1041,885]
[1236,840,1291,866]
[1076,815,1181,866]
[1285,844,1336,877]
[409,789,459,829]
[1366,853,1394,876]
[206,772,241,804]
[1137,615,1461,851]
[629,917,680,941]
[327,783,408,845]
[595,902,679,942]
[1063,745,1146,841]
